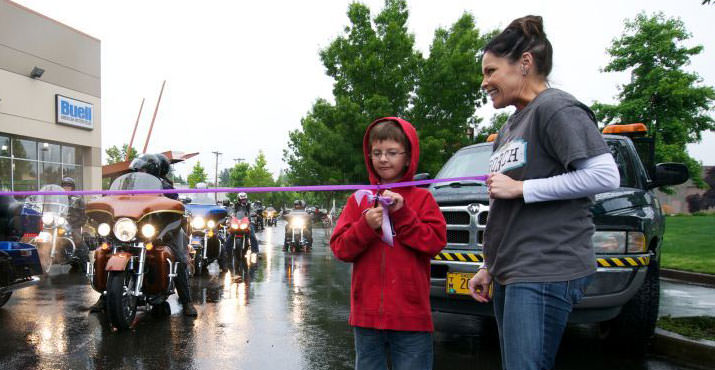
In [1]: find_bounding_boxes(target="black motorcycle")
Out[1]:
[284,211,312,252]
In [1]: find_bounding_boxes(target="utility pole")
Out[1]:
[233,158,244,164]
[212,151,222,202]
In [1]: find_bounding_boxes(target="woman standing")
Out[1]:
[468,15,620,370]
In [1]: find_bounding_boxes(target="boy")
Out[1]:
[330,117,447,370]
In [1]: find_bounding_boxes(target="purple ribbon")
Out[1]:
[354,190,395,246]
[0,175,488,197]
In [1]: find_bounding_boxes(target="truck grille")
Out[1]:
[439,204,489,250]
[442,211,470,225]
[447,230,470,244]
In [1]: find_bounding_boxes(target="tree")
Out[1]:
[105,144,138,165]
[285,0,493,184]
[218,168,231,186]
[475,112,509,143]
[187,161,208,189]
[592,12,715,188]
[409,13,492,175]
[226,161,250,202]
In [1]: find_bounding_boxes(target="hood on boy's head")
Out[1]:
[362,117,420,186]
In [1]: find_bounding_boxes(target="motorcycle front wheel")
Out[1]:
[106,271,138,330]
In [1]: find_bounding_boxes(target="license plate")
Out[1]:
[446,272,474,295]
[446,272,493,298]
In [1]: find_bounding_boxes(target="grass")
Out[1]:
[657,316,715,341]
[661,215,715,274]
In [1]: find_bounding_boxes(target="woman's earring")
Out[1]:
[521,65,527,76]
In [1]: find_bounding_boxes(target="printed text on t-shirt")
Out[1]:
[489,139,527,173]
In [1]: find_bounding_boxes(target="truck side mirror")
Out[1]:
[181,197,192,204]
[648,163,689,189]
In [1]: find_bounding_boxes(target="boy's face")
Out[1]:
[370,139,409,184]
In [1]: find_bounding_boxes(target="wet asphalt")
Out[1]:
[0,222,705,370]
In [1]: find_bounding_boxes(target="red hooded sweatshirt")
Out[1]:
[330,117,447,332]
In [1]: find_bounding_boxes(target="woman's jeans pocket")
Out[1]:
[567,274,594,305]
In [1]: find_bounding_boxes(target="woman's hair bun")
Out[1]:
[509,15,545,39]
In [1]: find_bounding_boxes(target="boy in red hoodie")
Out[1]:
[330,117,447,370]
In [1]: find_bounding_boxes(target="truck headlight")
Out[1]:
[113,218,137,242]
[192,216,206,230]
[97,223,111,237]
[141,224,156,239]
[592,231,626,254]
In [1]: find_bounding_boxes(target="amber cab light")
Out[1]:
[486,133,498,142]
[602,123,647,135]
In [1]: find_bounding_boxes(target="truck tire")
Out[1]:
[601,262,659,354]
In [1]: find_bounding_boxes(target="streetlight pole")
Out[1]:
[212,151,222,202]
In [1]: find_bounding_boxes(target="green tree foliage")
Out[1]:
[592,12,715,188]
[475,113,509,143]
[410,13,491,175]
[226,161,250,202]
[105,144,138,165]
[218,168,231,186]
[187,161,208,189]
[285,0,492,185]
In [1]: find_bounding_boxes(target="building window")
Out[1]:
[0,136,10,157]
[0,158,10,191]
[12,159,38,191]
[12,138,37,160]
[62,165,82,188]
[62,145,82,165]
[40,162,62,187]
[40,142,61,163]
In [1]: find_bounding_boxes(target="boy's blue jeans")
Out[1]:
[353,327,433,370]
[492,275,593,370]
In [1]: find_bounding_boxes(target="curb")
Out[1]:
[661,268,715,287]
[652,328,715,368]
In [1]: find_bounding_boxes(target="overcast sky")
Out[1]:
[13,0,715,180]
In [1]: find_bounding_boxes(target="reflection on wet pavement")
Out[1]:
[0,222,702,370]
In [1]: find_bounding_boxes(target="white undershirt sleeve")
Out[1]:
[522,153,620,203]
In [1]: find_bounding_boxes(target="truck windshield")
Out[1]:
[434,146,492,180]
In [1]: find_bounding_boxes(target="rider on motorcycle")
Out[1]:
[284,199,313,246]
[62,177,89,273]
[232,192,259,255]
[253,200,264,230]
[91,154,197,317]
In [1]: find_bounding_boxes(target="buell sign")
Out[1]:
[56,95,93,130]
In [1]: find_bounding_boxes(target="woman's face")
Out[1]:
[481,51,525,109]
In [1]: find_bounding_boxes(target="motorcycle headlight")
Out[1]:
[240,223,249,230]
[291,218,305,228]
[192,216,206,230]
[592,231,626,254]
[113,217,137,242]
[57,216,66,226]
[207,220,216,229]
[42,213,56,226]
[97,223,111,237]
[37,231,52,243]
[141,224,156,239]
[231,222,239,230]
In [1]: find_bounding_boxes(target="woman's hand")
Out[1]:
[364,206,384,230]
[487,173,523,199]
[381,190,404,212]
[468,269,493,303]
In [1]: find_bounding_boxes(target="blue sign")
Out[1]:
[56,95,94,130]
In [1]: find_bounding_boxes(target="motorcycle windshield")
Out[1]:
[234,209,249,219]
[109,172,163,191]
[23,184,69,216]
[189,192,217,205]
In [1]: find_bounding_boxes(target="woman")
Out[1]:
[467,15,620,370]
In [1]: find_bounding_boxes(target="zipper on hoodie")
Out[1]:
[379,243,385,316]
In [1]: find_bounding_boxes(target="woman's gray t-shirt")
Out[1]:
[484,88,610,284]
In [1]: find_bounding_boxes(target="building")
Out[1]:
[0,0,101,192]
[656,166,715,214]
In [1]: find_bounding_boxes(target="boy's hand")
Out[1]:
[381,190,404,212]
[486,173,523,199]
[365,206,384,230]
[468,269,493,303]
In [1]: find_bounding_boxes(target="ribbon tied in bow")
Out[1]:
[354,190,394,246]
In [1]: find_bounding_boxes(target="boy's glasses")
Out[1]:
[370,150,407,160]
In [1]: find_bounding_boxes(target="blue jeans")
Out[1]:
[353,327,433,370]
[492,275,593,370]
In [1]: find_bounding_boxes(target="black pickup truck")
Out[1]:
[428,124,689,345]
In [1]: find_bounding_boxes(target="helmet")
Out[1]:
[129,154,161,177]
[157,154,171,178]
[238,192,248,204]
[293,200,306,210]
[61,177,76,189]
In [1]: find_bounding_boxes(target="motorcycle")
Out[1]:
[284,211,312,252]
[224,211,253,267]
[0,196,43,308]
[252,205,264,232]
[85,172,188,330]
[25,184,82,273]
[183,193,228,276]
[263,207,278,227]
